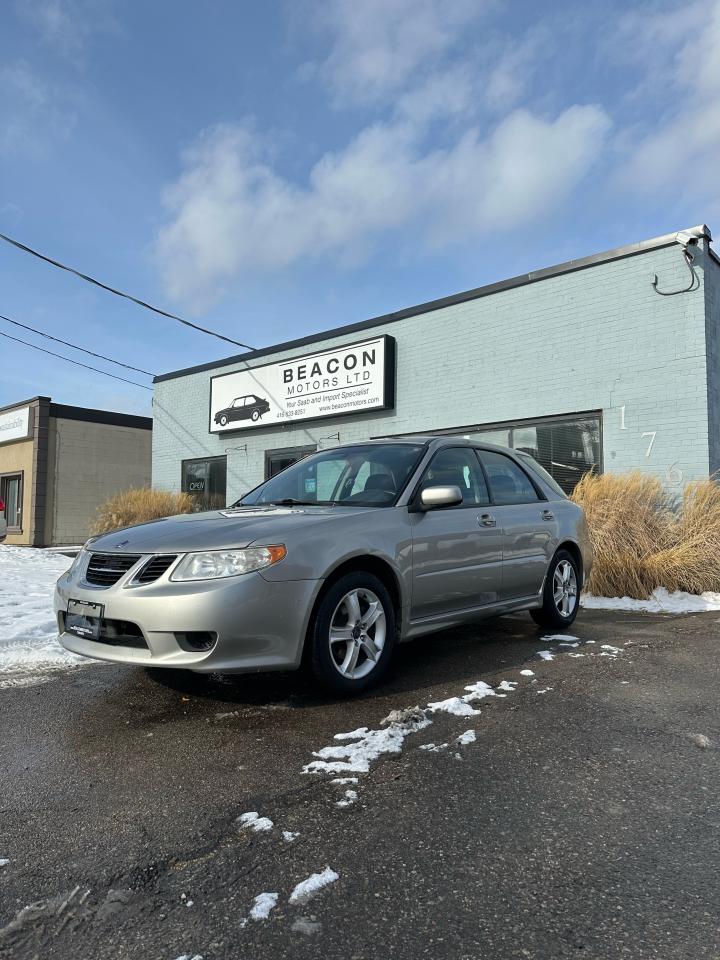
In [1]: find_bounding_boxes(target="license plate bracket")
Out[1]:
[66,599,105,641]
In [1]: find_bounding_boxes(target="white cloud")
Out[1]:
[16,0,113,59]
[156,105,610,309]
[484,27,547,111]
[313,0,486,105]
[618,0,720,201]
[0,60,74,156]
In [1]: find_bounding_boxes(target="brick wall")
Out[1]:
[46,418,152,545]
[153,240,717,503]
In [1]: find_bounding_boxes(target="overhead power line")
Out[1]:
[0,328,152,390]
[0,313,154,377]
[0,231,256,351]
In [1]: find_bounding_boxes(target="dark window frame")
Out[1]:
[381,410,603,494]
[181,455,228,510]
[0,469,24,533]
[264,444,318,480]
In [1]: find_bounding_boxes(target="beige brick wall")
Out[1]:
[45,418,152,546]
[0,438,34,545]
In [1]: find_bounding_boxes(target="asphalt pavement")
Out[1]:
[1,608,719,960]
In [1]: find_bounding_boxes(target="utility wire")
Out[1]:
[0,329,152,390]
[0,231,256,351]
[0,313,154,377]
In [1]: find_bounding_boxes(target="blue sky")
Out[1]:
[1,0,718,416]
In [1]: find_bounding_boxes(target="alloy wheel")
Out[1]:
[329,588,386,680]
[553,560,578,617]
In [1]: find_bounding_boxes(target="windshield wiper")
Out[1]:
[265,498,320,506]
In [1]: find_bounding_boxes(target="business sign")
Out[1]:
[209,335,395,433]
[0,406,31,445]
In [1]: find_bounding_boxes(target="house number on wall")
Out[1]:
[619,407,683,485]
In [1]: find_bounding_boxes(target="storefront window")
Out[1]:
[265,445,316,479]
[0,472,23,531]
[181,456,227,511]
[404,413,601,494]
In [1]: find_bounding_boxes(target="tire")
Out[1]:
[530,549,580,629]
[251,410,260,422]
[219,415,228,426]
[309,572,396,695]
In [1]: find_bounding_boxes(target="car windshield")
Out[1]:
[239,443,425,507]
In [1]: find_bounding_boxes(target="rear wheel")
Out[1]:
[309,573,395,695]
[251,409,260,421]
[530,549,580,629]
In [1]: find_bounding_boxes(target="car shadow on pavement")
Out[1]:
[143,611,561,710]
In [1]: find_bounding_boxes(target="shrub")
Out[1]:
[91,487,195,535]
[571,471,720,599]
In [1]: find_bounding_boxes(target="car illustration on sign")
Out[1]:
[214,394,270,427]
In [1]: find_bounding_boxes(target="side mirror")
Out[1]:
[419,485,463,510]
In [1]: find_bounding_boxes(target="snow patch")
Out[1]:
[456,730,476,745]
[520,669,535,676]
[335,789,357,808]
[303,708,429,774]
[542,634,580,643]
[582,588,720,613]
[249,891,278,921]
[289,867,339,904]
[427,696,480,716]
[330,777,358,785]
[0,546,88,688]
[497,680,517,692]
[536,650,555,661]
[0,859,9,868]
[236,811,273,832]
[419,742,448,752]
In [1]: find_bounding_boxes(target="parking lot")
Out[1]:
[1,607,719,960]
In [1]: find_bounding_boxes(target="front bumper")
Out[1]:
[54,556,322,673]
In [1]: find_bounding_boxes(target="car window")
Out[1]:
[477,449,539,504]
[240,443,425,507]
[418,448,490,506]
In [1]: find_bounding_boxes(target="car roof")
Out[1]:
[358,435,520,455]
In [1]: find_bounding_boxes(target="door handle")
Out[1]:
[478,513,496,527]
[542,509,555,521]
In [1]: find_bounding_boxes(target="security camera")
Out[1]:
[676,229,702,248]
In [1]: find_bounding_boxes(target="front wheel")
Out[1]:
[309,573,396,695]
[530,550,580,629]
[219,415,228,426]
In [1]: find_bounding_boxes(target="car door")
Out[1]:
[409,447,503,621]
[476,448,559,600]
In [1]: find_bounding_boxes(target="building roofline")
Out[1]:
[49,402,152,430]
[154,224,713,384]
[0,396,151,429]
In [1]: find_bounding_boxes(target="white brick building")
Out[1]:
[152,225,720,507]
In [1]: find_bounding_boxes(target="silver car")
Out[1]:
[55,437,592,694]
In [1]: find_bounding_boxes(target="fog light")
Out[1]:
[175,631,216,652]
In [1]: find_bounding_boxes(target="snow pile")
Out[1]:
[282,831,299,843]
[456,730,477,745]
[582,588,720,614]
[335,789,357,808]
[249,892,278,921]
[236,811,273,833]
[289,867,339,904]
[0,546,85,688]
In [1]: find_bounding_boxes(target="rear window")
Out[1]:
[517,452,567,499]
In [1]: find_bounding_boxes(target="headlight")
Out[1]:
[170,545,286,582]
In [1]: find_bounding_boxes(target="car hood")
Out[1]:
[87,505,374,554]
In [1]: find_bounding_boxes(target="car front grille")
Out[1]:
[133,555,178,584]
[85,553,141,586]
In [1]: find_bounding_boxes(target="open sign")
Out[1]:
[188,480,206,492]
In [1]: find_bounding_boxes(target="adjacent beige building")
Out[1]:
[0,397,152,547]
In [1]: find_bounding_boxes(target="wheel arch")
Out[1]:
[301,554,404,661]
[556,539,584,585]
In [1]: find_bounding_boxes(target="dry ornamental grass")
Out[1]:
[91,488,195,535]
[571,471,720,599]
